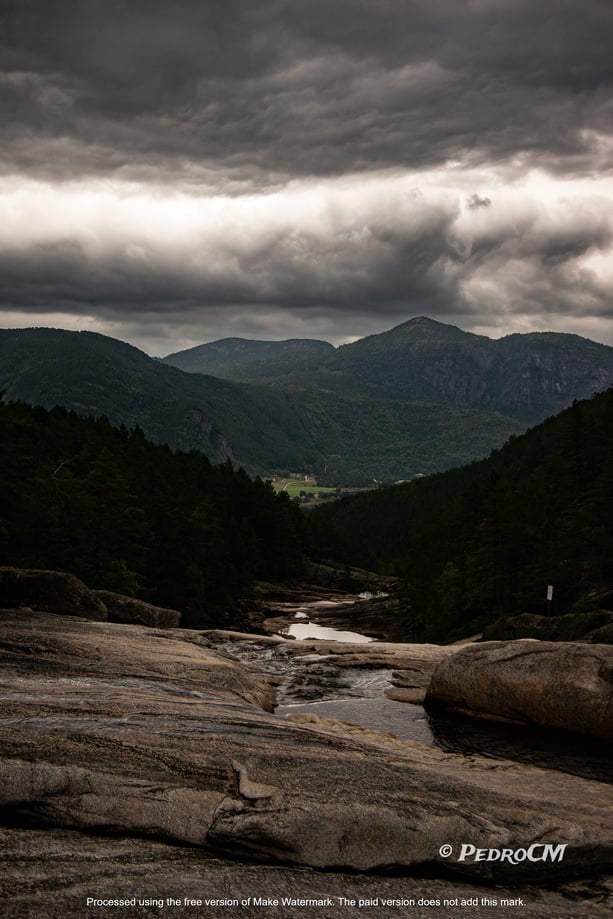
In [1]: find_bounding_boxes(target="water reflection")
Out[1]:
[429,712,613,784]
[276,697,434,745]
[279,621,374,642]
[216,625,611,784]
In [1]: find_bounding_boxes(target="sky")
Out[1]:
[1,0,613,356]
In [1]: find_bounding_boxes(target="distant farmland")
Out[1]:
[270,476,337,500]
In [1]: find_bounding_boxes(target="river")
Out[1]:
[215,601,612,784]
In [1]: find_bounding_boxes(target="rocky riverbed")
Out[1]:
[0,606,612,918]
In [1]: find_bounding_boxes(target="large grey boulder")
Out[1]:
[0,567,107,620]
[95,590,181,628]
[426,639,613,742]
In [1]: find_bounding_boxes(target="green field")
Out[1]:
[284,483,336,498]
[270,476,337,499]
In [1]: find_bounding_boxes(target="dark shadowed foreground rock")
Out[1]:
[426,640,613,741]
[3,827,611,919]
[95,589,181,628]
[0,567,107,620]
[484,610,613,644]
[0,611,612,916]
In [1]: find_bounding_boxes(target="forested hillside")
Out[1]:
[4,319,613,486]
[0,326,523,485]
[309,387,613,640]
[162,337,334,377]
[0,328,321,473]
[165,317,613,423]
[0,400,305,626]
[325,318,613,422]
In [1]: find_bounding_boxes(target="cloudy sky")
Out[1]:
[1,0,613,355]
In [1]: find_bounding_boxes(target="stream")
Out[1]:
[216,602,613,784]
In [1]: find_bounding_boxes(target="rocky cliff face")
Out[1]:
[489,334,613,421]
[334,319,613,423]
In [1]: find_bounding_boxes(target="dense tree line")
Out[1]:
[308,388,613,641]
[0,400,305,626]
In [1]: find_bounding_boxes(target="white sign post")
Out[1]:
[546,584,554,615]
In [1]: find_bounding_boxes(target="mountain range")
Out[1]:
[162,337,334,378]
[2,317,613,484]
[161,317,613,423]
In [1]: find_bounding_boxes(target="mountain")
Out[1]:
[164,317,613,422]
[268,316,613,422]
[162,337,334,378]
[3,318,613,485]
[488,331,613,420]
[160,317,613,481]
[330,317,613,422]
[310,384,613,641]
[0,328,320,472]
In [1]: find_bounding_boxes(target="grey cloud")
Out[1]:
[0,221,455,317]
[2,175,611,337]
[2,1,613,349]
[2,1,613,184]
[467,194,491,209]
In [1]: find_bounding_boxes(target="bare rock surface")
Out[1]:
[0,611,612,913]
[3,827,611,919]
[288,638,458,704]
[203,628,457,670]
[259,598,411,642]
[426,639,613,741]
[205,628,457,704]
[264,631,457,669]
[250,578,407,641]
[95,589,181,628]
[0,567,107,620]
[295,593,410,641]
[300,560,397,594]
[484,610,613,644]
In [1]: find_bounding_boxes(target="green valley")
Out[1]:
[3,317,613,486]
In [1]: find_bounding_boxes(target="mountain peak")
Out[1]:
[339,316,481,355]
[404,316,444,327]
[392,316,483,340]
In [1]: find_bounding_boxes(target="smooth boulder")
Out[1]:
[0,567,107,620]
[426,639,613,742]
[95,589,181,628]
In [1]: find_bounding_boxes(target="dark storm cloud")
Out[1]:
[2,0,613,184]
[2,0,613,351]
